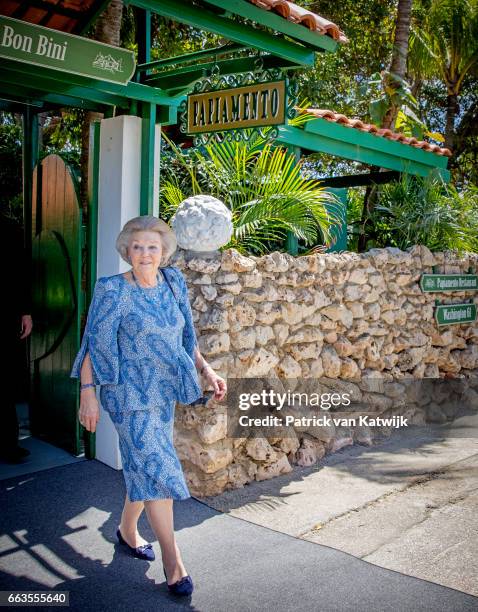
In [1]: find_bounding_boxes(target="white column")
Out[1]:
[94,114,159,469]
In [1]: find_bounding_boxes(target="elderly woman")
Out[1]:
[71,215,226,597]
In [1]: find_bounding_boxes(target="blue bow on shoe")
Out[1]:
[116,528,155,561]
[164,568,194,596]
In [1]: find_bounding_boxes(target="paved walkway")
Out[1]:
[1,442,477,611]
[203,422,478,598]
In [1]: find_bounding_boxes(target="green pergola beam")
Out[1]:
[279,120,450,176]
[201,0,337,53]
[127,0,316,66]
[137,43,247,73]
[303,118,449,169]
[0,58,182,109]
[0,97,43,111]
[144,55,300,90]
[277,125,450,179]
[0,68,127,108]
[124,81,182,106]
[0,83,108,112]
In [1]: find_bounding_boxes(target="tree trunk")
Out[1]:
[390,0,412,77]
[94,0,123,46]
[381,0,412,130]
[445,92,458,152]
[80,0,124,214]
[357,175,378,252]
[360,0,412,251]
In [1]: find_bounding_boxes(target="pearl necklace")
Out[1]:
[131,269,163,302]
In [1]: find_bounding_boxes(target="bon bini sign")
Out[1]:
[187,81,286,134]
[0,15,135,85]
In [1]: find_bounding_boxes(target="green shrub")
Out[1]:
[366,174,478,253]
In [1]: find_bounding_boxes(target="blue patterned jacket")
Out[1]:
[70,266,203,410]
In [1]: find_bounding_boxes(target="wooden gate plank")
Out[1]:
[30,154,82,454]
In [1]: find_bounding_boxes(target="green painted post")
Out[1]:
[285,145,300,255]
[325,188,348,252]
[136,8,156,216]
[84,121,101,460]
[88,122,100,303]
[136,8,151,67]
[285,232,298,256]
[140,102,157,215]
[103,107,115,119]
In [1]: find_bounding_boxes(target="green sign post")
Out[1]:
[420,274,478,292]
[0,15,135,85]
[434,303,477,326]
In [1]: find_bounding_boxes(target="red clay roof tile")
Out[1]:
[246,0,348,43]
[303,108,452,156]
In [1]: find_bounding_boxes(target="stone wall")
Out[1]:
[170,245,478,497]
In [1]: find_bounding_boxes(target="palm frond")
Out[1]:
[161,127,343,255]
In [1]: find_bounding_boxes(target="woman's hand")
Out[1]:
[79,388,100,433]
[202,366,227,402]
[20,315,33,339]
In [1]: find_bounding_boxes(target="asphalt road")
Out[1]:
[1,440,477,611]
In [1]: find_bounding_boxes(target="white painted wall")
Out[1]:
[94,114,160,469]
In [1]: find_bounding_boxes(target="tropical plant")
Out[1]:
[363,70,428,138]
[345,187,367,251]
[0,113,23,223]
[160,129,343,256]
[366,173,478,252]
[409,0,478,150]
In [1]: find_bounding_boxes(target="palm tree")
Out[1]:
[358,0,413,251]
[381,0,413,130]
[409,0,478,151]
[160,132,342,255]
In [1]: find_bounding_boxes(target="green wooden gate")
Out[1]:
[29,154,84,455]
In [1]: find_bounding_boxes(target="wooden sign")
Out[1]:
[435,303,477,326]
[187,80,286,134]
[420,274,478,292]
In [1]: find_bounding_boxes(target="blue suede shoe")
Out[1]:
[116,528,155,561]
[164,568,194,596]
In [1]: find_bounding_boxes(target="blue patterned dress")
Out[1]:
[70,266,203,502]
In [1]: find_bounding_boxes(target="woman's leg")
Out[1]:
[118,494,149,548]
[144,499,188,584]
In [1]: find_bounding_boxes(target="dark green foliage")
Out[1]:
[0,113,23,222]
[41,110,82,166]
[365,174,478,253]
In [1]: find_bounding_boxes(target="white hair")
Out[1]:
[115,215,177,266]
